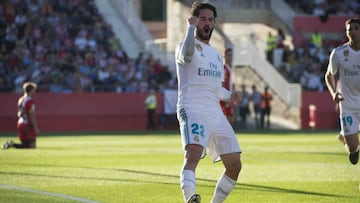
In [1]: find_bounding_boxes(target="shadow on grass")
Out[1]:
[302,151,345,156]
[0,163,351,199]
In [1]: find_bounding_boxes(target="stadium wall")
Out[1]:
[0,91,338,132]
[301,91,338,130]
[0,93,164,132]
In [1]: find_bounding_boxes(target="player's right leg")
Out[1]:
[177,108,209,202]
[339,112,359,164]
[344,134,359,165]
[181,144,202,203]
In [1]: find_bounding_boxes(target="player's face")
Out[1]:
[346,22,360,44]
[196,9,215,42]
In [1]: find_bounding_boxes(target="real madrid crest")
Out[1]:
[343,50,349,61]
[195,43,202,52]
[194,135,199,142]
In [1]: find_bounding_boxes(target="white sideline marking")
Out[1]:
[0,184,100,203]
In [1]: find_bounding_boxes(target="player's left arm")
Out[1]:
[176,16,197,64]
[28,104,39,134]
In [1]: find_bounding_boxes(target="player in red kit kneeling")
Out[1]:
[3,82,40,149]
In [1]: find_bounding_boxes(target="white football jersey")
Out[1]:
[328,43,360,111]
[176,39,224,110]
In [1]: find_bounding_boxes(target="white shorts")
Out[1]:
[177,107,241,162]
[339,111,360,136]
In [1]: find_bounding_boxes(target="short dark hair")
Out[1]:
[190,1,217,18]
[23,82,37,94]
[345,17,360,26]
[225,48,232,53]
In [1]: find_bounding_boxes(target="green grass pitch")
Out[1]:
[0,130,359,203]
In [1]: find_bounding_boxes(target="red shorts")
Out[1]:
[17,123,36,142]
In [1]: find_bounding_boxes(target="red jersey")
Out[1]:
[220,64,233,116]
[17,95,37,141]
[223,64,232,91]
[18,95,35,125]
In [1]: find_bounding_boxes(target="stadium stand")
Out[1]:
[0,0,176,93]
[267,1,359,92]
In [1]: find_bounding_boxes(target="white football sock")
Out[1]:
[211,173,236,203]
[180,169,196,201]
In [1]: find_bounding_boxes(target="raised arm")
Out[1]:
[176,16,198,64]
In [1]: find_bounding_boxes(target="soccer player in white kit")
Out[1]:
[175,2,242,203]
[325,17,360,165]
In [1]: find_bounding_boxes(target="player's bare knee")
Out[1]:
[225,160,241,177]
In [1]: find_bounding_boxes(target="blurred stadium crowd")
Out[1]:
[285,0,359,16]
[270,0,358,91]
[0,0,358,93]
[0,0,175,93]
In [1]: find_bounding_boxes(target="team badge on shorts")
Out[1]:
[195,43,202,52]
[194,135,200,143]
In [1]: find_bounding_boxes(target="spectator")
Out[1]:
[144,89,157,130]
[238,84,251,128]
[260,86,273,129]
[265,32,276,64]
[311,30,323,49]
[276,28,285,48]
[300,64,324,91]
[250,84,262,128]
[292,27,305,49]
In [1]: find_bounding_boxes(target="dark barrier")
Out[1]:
[0,91,338,132]
[0,92,163,132]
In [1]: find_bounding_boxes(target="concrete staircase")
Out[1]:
[94,0,142,59]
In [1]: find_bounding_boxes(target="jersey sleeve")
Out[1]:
[176,25,195,65]
[327,49,339,75]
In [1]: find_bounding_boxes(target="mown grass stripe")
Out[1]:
[0,184,100,203]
